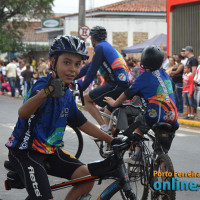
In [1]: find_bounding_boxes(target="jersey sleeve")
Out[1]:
[124,74,144,99]
[75,63,91,80]
[81,45,104,91]
[67,99,87,127]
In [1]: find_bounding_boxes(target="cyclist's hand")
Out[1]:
[43,73,67,98]
[103,97,117,107]
[111,137,124,146]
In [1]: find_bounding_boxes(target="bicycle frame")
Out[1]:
[5,139,138,200]
[76,103,118,130]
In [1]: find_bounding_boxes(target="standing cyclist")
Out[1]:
[76,26,132,133]
[5,35,114,200]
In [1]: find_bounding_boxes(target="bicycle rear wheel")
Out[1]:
[151,154,175,200]
[62,126,83,159]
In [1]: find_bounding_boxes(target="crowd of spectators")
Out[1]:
[0,45,200,120]
[0,56,51,98]
[123,45,200,120]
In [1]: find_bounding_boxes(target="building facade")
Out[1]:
[61,0,167,55]
[167,0,200,56]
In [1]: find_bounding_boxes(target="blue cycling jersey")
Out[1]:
[76,40,132,91]
[6,74,87,154]
[124,69,179,130]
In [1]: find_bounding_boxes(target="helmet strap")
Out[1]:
[51,56,59,78]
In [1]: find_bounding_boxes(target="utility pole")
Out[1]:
[78,0,86,31]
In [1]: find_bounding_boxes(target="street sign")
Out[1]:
[78,25,90,39]
[42,19,60,29]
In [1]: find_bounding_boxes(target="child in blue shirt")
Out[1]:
[104,45,179,154]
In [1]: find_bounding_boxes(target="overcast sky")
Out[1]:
[53,0,122,13]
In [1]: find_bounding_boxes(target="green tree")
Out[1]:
[0,0,54,53]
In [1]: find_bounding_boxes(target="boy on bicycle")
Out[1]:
[5,35,115,200]
[104,45,179,156]
[75,26,132,133]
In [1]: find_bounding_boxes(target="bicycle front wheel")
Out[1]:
[62,126,83,159]
[151,154,176,200]
[123,161,149,200]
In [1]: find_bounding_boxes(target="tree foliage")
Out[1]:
[0,0,54,53]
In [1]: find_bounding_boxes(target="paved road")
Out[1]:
[0,95,200,200]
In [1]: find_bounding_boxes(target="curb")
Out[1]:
[178,119,200,127]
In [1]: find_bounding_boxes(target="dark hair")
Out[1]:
[90,26,107,42]
[185,64,192,71]
[178,54,184,60]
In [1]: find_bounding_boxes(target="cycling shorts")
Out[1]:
[89,82,128,109]
[8,148,84,199]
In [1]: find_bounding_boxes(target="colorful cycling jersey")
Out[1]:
[5,74,87,154]
[124,69,179,130]
[76,40,132,91]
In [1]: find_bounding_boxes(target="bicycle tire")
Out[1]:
[62,126,83,159]
[124,142,150,200]
[151,154,176,200]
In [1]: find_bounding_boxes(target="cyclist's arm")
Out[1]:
[104,92,127,107]
[104,75,143,107]
[18,73,56,119]
[81,45,104,91]
[79,121,113,143]
[75,62,91,80]
[18,89,47,119]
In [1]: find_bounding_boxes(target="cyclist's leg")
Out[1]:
[66,165,93,200]
[84,92,105,126]
[85,83,126,131]
[8,149,53,200]
[46,148,93,200]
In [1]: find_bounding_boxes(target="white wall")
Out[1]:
[64,16,167,47]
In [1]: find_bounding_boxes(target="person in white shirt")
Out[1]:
[6,58,17,97]
[194,55,200,110]
[180,48,188,66]
[162,51,169,70]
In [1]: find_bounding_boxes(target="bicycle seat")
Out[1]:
[152,122,173,132]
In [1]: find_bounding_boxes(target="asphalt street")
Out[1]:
[0,95,200,200]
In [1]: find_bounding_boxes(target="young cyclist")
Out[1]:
[75,26,132,133]
[5,35,115,200]
[104,45,179,156]
[182,64,195,119]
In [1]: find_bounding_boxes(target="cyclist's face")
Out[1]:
[52,53,82,84]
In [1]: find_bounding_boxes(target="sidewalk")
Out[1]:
[178,106,200,127]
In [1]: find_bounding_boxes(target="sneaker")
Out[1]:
[124,152,142,165]
[184,115,190,119]
[189,115,195,120]
[132,152,142,162]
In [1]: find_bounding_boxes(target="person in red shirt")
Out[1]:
[182,65,195,119]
